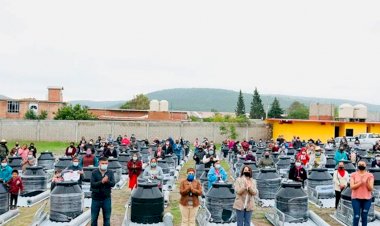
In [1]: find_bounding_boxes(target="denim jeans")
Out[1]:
[351,199,371,226]
[236,209,252,226]
[91,198,112,226]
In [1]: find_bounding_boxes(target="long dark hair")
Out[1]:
[240,166,252,177]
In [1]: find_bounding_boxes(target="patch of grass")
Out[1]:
[6,141,68,155]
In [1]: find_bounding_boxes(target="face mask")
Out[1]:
[209,151,214,155]
[100,164,108,171]
[265,155,269,158]
[28,155,33,159]
[187,174,195,181]
[376,157,380,161]
[70,145,74,148]
[1,163,7,167]
[73,162,79,167]
[358,165,366,171]
[316,152,321,156]
[243,172,251,177]
[215,164,221,169]
[133,157,138,161]
[338,166,344,169]
[166,142,169,145]
[295,162,301,167]
[151,163,157,168]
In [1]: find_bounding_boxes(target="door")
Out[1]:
[335,126,340,138]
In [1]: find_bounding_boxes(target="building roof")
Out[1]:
[266,118,380,125]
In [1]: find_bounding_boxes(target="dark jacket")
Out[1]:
[90,169,115,200]
[371,160,380,168]
[103,148,118,158]
[289,166,307,186]
[162,145,173,155]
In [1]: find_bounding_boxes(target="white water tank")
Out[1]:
[353,104,367,119]
[150,100,159,111]
[159,100,169,112]
[339,103,354,119]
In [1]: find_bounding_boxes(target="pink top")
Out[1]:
[18,148,29,161]
[351,171,374,200]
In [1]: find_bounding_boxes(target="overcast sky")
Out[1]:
[1,0,380,104]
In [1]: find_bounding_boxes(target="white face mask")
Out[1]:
[295,162,301,167]
[73,162,79,167]
[215,164,221,169]
[100,164,108,171]
[1,163,7,167]
[133,157,138,161]
[376,157,380,161]
[28,155,33,159]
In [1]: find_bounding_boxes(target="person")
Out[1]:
[193,138,199,149]
[106,134,113,144]
[371,154,380,168]
[64,157,84,187]
[51,169,64,190]
[248,137,256,147]
[28,143,37,158]
[288,159,307,187]
[154,146,165,160]
[202,147,218,169]
[257,151,275,168]
[193,145,206,165]
[91,157,116,226]
[241,139,250,152]
[80,148,99,167]
[0,139,9,159]
[245,150,255,161]
[354,137,360,147]
[127,153,142,190]
[350,150,357,166]
[85,140,95,153]
[333,161,349,209]
[207,160,227,190]
[293,137,302,150]
[116,135,123,145]
[173,139,182,165]
[18,144,29,161]
[296,148,310,166]
[7,170,23,209]
[103,143,118,159]
[143,158,164,188]
[162,140,173,155]
[233,166,258,226]
[0,158,13,183]
[121,135,131,146]
[309,146,326,169]
[21,150,36,172]
[65,142,77,157]
[350,161,374,226]
[179,168,202,226]
[334,145,348,165]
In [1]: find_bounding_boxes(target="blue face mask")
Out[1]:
[151,163,157,168]
[187,174,194,182]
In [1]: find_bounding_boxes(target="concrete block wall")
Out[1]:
[0,120,270,143]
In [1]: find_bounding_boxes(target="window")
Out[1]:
[7,101,20,113]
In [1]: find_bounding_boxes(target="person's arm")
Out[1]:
[127,161,133,170]
[234,178,246,195]
[156,168,164,180]
[79,158,83,168]
[107,171,116,187]
[136,161,143,170]
[179,180,191,196]
[142,168,150,179]
[221,168,228,181]
[350,174,362,190]
[207,169,217,184]
[333,171,339,186]
[93,157,99,167]
[248,179,258,196]
[91,170,102,188]
[191,181,203,196]
[202,155,210,164]
[367,175,374,191]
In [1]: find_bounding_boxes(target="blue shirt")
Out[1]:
[0,165,13,183]
[207,166,228,190]
[334,150,348,164]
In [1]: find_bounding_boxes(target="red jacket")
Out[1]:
[241,142,250,151]
[8,176,24,194]
[65,147,77,157]
[127,160,143,176]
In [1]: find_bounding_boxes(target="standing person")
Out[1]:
[179,168,202,226]
[173,139,182,165]
[0,139,9,159]
[207,160,227,190]
[193,145,206,165]
[350,161,374,226]
[28,143,37,158]
[202,147,218,169]
[333,161,349,209]
[334,145,348,165]
[65,142,77,157]
[233,166,258,226]
[7,170,23,209]
[288,159,307,187]
[21,150,36,172]
[18,144,29,161]
[127,153,142,190]
[162,140,173,155]
[0,158,13,183]
[90,157,116,226]
[142,158,164,188]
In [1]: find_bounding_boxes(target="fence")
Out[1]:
[0,120,271,143]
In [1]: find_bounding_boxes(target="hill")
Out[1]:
[65,88,380,112]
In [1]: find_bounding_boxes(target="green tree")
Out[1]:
[24,110,48,120]
[120,94,150,110]
[235,90,246,117]
[249,87,266,119]
[54,104,97,120]
[287,101,309,119]
[219,123,238,140]
[268,97,284,118]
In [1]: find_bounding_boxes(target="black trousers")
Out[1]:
[335,190,342,209]
[10,194,18,206]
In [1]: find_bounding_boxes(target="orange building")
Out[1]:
[0,87,65,119]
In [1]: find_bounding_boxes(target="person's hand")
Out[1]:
[339,184,345,190]
[16,181,20,185]
[102,175,109,184]
[78,170,84,175]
